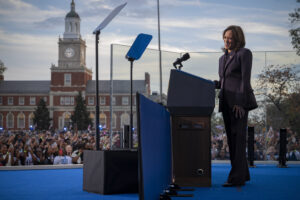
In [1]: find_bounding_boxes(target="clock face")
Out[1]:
[64,48,74,58]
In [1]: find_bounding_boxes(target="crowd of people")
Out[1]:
[0,127,299,166]
[211,126,300,161]
[0,131,93,166]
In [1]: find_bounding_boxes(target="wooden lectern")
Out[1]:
[167,69,215,187]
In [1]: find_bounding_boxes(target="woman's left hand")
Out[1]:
[232,105,245,118]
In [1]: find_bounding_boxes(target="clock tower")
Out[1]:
[50,0,93,129]
[51,0,92,91]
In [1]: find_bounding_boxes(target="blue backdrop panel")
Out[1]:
[137,93,172,200]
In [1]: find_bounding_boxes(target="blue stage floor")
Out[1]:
[1,163,300,200]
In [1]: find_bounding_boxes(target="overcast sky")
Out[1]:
[0,0,298,82]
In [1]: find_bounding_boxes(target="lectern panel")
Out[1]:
[167,69,215,116]
[171,116,211,187]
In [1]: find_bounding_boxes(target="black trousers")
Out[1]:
[222,103,250,184]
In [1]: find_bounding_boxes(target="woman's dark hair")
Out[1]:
[222,25,246,52]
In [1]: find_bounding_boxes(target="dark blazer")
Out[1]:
[216,48,257,112]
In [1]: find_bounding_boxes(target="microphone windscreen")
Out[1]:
[181,53,190,61]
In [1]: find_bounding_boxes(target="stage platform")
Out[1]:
[1,163,300,200]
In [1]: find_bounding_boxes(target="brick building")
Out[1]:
[0,0,150,132]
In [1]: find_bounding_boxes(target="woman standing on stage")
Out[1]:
[214,25,257,187]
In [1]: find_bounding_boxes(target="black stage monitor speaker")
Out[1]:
[123,125,130,148]
[278,128,287,167]
[83,150,138,194]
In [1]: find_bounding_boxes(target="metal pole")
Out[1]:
[264,51,268,141]
[130,60,133,149]
[109,44,113,149]
[278,128,288,168]
[95,32,100,150]
[157,0,163,103]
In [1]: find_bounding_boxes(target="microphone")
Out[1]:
[173,53,190,70]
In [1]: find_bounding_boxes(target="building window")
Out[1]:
[65,97,70,105]
[112,97,116,105]
[100,97,106,105]
[43,97,47,102]
[0,96,2,105]
[60,97,73,105]
[30,97,36,105]
[0,114,3,127]
[120,113,130,128]
[112,113,117,129]
[88,97,94,105]
[60,97,65,105]
[89,113,95,129]
[63,112,71,128]
[100,113,106,128]
[122,97,129,105]
[19,97,25,105]
[28,113,34,127]
[64,74,71,86]
[8,97,13,105]
[7,113,14,128]
[59,117,63,130]
[17,113,25,129]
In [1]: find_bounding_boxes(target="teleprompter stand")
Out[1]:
[125,33,152,148]
[83,3,140,195]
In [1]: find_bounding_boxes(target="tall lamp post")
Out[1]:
[157,0,163,103]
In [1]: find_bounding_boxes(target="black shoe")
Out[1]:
[222,182,245,187]
[222,182,233,187]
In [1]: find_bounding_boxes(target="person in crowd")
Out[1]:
[53,147,72,165]
[0,144,13,166]
[214,25,258,187]
[72,144,84,164]
[24,144,38,165]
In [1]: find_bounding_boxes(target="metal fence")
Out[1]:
[109,44,300,161]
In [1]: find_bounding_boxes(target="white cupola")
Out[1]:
[63,0,81,39]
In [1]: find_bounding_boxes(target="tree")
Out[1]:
[33,99,52,131]
[0,59,7,74]
[71,92,92,131]
[283,87,300,135]
[256,64,300,130]
[289,0,300,55]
